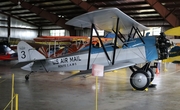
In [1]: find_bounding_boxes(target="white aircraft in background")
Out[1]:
[15,8,171,91]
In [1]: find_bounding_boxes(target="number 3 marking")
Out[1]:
[21,51,26,59]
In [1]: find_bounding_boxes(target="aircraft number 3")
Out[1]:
[21,51,26,59]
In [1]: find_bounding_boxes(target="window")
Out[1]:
[145,27,161,36]
[50,30,65,36]
[92,29,104,36]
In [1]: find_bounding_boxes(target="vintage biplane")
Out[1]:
[33,35,112,58]
[15,8,171,91]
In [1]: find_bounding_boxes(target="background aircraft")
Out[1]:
[15,8,171,91]
[162,26,180,63]
[0,40,17,61]
[34,36,112,58]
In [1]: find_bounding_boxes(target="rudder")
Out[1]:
[17,41,46,62]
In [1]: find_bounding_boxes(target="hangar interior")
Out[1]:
[0,0,180,110]
[0,0,180,39]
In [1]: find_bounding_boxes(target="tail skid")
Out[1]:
[17,41,46,62]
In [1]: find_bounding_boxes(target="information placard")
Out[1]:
[92,64,104,77]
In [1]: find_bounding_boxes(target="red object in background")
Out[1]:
[0,44,17,60]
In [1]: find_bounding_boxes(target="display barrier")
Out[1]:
[3,74,18,110]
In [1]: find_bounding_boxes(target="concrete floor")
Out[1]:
[0,60,180,110]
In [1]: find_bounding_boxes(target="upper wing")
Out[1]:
[66,8,149,34]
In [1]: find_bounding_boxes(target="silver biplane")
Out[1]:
[16,8,170,91]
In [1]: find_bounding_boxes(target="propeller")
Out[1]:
[157,32,171,60]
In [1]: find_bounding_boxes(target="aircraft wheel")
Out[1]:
[25,75,29,80]
[130,70,150,91]
[147,68,154,82]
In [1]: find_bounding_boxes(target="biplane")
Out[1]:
[15,8,171,91]
[34,36,112,58]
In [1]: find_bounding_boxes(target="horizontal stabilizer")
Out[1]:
[12,61,33,68]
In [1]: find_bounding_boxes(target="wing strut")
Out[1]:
[127,26,145,44]
[93,24,111,62]
[87,24,93,70]
[133,26,145,44]
[87,24,112,70]
[128,27,134,41]
[118,31,127,42]
[112,29,128,47]
[112,18,119,65]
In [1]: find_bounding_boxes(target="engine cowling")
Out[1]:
[156,32,171,60]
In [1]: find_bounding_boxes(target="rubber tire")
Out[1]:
[25,75,29,80]
[147,68,155,82]
[130,70,150,91]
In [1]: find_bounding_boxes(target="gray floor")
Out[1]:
[1,60,180,110]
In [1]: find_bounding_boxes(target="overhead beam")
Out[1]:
[87,0,117,2]
[145,0,180,27]
[96,1,147,7]
[126,11,158,15]
[0,4,16,8]
[47,7,81,12]
[27,0,64,4]
[37,2,74,8]
[0,11,39,26]
[11,11,33,15]
[70,0,97,12]
[10,0,76,35]
[28,18,46,21]
[159,0,180,2]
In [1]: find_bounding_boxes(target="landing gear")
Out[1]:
[147,68,154,82]
[25,75,29,80]
[129,62,156,91]
[130,70,150,91]
[25,72,33,80]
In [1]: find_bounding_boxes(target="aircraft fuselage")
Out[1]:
[22,46,147,72]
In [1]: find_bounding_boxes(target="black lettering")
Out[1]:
[61,58,68,63]
[74,56,77,61]
[69,57,73,62]
[65,58,68,63]
[69,56,81,62]
[21,51,26,59]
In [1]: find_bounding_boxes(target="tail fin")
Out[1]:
[17,41,46,62]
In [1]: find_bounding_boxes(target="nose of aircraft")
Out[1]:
[156,32,171,60]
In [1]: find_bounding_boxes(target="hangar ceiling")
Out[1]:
[0,0,180,30]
